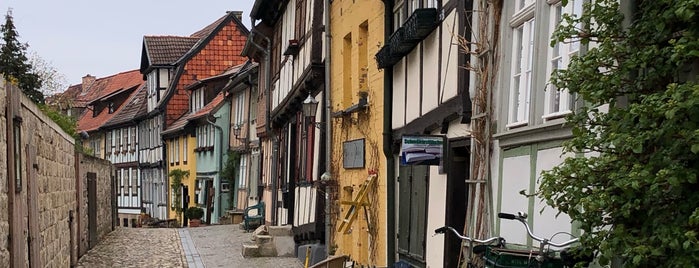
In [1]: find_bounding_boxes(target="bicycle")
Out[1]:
[434,226,505,268]
[497,211,593,268]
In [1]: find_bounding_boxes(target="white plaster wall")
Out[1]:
[392,60,406,129]
[440,11,459,102]
[422,30,440,114]
[405,48,421,124]
[534,147,573,243]
[499,155,531,245]
[490,140,501,227]
[425,166,447,268]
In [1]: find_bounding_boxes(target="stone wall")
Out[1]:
[77,153,114,256]
[0,78,9,268]
[1,79,114,267]
[20,85,77,268]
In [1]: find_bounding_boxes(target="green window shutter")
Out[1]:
[398,165,412,254]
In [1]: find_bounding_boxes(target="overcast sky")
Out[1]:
[1,0,255,87]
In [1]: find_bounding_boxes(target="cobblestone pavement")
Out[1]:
[188,225,303,268]
[76,227,185,267]
[75,225,303,268]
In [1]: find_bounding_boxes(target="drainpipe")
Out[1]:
[382,0,396,266]
[248,23,277,225]
[323,0,333,255]
[207,114,225,222]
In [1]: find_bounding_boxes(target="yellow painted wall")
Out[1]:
[329,1,387,266]
[167,134,197,223]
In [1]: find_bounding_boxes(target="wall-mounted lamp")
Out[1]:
[302,93,324,129]
[232,124,247,141]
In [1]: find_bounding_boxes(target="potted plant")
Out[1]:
[185,207,204,227]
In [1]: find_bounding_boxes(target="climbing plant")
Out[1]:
[169,169,190,224]
[221,150,240,210]
[538,0,699,267]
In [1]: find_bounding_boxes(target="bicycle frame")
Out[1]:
[498,212,579,264]
[434,226,504,267]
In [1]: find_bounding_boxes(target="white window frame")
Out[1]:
[175,137,180,164]
[516,0,535,13]
[393,0,406,31]
[235,93,245,128]
[169,139,174,165]
[507,15,536,128]
[543,0,582,119]
[183,136,188,163]
[238,155,248,188]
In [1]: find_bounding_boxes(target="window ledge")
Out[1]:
[505,121,529,129]
[542,110,571,121]
[494,121,572,148]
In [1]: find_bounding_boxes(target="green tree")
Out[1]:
[0,8,42,104]
[538,0,699,267]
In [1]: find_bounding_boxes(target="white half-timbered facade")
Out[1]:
[376,0,473,267]
[248,0,328,246]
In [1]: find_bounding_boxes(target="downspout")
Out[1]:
[207,114,224,221]
[249,23,277,225]
[382,0,396,265]
[323,0,333,254]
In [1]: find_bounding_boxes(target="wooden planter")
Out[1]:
[189,219,202,227]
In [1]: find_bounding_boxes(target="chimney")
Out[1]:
[82,74,96,93]
[229,11,243,22]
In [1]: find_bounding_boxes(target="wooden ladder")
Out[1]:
[338,174,378,234]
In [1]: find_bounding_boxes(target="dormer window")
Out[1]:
[146,68,172,112]
[108,103,115,114]
[191,88,205,113]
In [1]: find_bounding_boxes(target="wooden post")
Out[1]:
[26,144,40,268]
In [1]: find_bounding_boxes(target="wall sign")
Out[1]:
[343,139,365,169]
[400,135,445,166]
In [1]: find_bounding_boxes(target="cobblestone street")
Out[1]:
[76,225,303,268]
[76,228,185,267]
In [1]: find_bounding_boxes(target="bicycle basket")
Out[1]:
[484,246,564,268]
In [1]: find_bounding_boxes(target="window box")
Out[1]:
[403,8,439,41]
[375,45,402,69]
[388,27,417,55]
[376,8,440,69]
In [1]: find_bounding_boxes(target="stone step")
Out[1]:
[242,242,278,258]
[267,225,293,236]
[255,234,274,244]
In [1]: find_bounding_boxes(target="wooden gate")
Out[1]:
[87,172,98,249]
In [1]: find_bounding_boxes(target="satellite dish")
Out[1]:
[79,131,89,139]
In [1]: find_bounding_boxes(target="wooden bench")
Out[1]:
[244,202,265,232]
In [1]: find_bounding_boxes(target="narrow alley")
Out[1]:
[75,225,302,268]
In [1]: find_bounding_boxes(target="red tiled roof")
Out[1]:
[160,11,249,127]
[76,70,144,133]
[103,84,147,129]
[162,92,225,135]
[143,36,200,66]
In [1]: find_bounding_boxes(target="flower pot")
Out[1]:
[189,219,201,227]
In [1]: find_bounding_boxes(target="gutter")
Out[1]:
[382,0,396,265]
[206,114,225,221]
[323,0,333,255]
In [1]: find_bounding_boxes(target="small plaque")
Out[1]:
[343,139,365,169]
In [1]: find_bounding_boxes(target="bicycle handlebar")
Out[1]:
[498,211,579,248]
[434,226,503,244]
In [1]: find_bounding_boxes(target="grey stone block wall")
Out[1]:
[78,154,114,254]
[20,87,77,268]
[0,78,114,268]
[0,78,9,268]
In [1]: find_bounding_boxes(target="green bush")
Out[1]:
[185,206,204,220]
